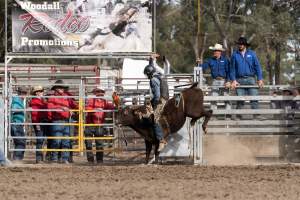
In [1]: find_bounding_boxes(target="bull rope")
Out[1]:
[117,125,128,147]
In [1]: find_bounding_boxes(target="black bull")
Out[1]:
[116,83,213,163]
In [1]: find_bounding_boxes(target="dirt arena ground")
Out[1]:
[1,164,300,200]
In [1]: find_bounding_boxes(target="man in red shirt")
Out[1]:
[85,87,115,164]
[29,86,48,163]
[47,80,78,164]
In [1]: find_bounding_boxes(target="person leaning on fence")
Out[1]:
[29,86,48,164]
[292,87,300,110]
[10,87,28,162]
[230,37,264,120]
[65,87,78,163]
[281,88,295,120]
[84,87,116,164]
[144,54,169,151]
[197,43,231,111]
[0,149,11,166]
[47,80,78,164]
[44,88,55,161]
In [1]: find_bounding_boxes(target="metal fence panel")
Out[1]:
[0,98,4,156]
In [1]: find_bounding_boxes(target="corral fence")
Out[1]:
[7,78,119,161]
[1,66,299,164]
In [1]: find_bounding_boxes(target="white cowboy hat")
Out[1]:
[209,43,225,51]
[31,86,44,94]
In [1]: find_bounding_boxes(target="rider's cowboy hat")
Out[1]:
[51,80,69,90]
[236,37,250,46]
[92,87,105,94]
[209,43,225,51]
[31,86,44,94]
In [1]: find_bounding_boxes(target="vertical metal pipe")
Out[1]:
[79,80,84,155]
[4,0,8,159]
[153,0,156,53]
[4,56,12,159]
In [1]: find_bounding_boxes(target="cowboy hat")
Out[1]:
[92,87,105,94]
[51,80,69,90]
[236,37,250,46]
[31,86,44,94]
[16,87,28,94]
[209,43,225,51]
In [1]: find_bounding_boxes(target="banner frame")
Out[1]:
[6,0,156,57]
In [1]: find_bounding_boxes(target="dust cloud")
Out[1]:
[204,135,257,165]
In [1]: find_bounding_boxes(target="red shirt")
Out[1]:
[29,98,48,123]
[85,98,114,124]
[47,92,78,121]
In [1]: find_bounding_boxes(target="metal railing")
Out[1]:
[7,81,118,157]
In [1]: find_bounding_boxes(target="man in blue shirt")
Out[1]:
[11,87,27,161]
[230,37,264,118]
[199,43,231,110]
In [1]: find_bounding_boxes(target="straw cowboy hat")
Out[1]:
[236,37,250,46]
[51,80,69,90]
[31,86,44,94]
[92,87,105,94]
[209,43,225,51]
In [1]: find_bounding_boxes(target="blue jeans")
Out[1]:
[33,125,48,161]
[211,79,231,110]
[50,120,71,161]
[236,77,258,109]
[85,127,106,162]
[11,125,26,160]
[153,123,164,141]
[0,149,5,164]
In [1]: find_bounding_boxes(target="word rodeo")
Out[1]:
[19,10,90,34]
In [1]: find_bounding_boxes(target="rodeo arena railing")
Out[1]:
[2,66,300,165]
[0,82,4,161]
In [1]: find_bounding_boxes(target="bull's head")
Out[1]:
[115,106,136,126]
[115,104,153,127]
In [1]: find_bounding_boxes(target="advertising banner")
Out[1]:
[11,0,153,54]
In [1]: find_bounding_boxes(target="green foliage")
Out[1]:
[0,0,298,84]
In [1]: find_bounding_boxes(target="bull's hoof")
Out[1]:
[146,157,156,165]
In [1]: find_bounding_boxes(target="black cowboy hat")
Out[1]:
[236,37,250,46]
[92,87,105,94]
[51,80,69,90]
[17,86,28,94]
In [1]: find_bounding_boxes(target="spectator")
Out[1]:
[45,88,55,162]
[105,0,114,15]
[292,87,300,110]
[0,150,4,165]
[0,149,12,166]
[281,88,294,120]
[281,88,293,110]
[29,86,48,163]
[11,87,27,162]
[47,80,78,164]
[65,88,78,163]
[230,37,264,120]
[85,87,115,164]
[270,90,281,109]
[198,43,231,111]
